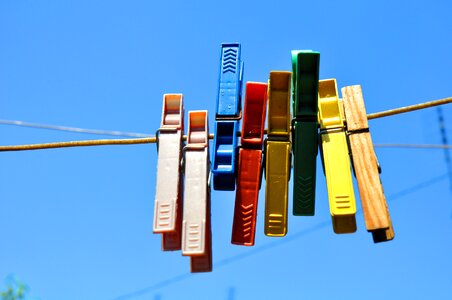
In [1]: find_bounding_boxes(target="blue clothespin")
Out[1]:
[211,43,244,190]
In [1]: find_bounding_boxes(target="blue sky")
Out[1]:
[0,0,451,299]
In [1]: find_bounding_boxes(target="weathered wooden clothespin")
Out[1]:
[342,85,395,243]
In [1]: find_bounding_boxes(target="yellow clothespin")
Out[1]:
[153,94,184,250]
[342,85,394,242]
[264,71,292,237]
[318,79,357,234]
[182,110,212,272]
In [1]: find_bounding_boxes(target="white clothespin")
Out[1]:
[182,110,212,272]
[153,94,184,250]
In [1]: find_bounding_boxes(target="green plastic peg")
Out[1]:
[291,50,320,216]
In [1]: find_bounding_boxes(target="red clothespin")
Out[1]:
[231,82,268,246]
[153,94,184,251]
[181,110,212,272]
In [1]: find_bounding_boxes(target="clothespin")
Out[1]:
[231,82,268,246]
[342,85,394,243]
[212,43,244,190]
[318,79,357,234]
[182,110,212,272]
[153,94,184,251]
[264,71,292,237]
[291,50,320,216]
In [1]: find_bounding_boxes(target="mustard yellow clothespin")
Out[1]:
[318,79,357,234]
[264,71,292,237]
[153,94,184,250]
[182,110,212,272]
[342,85,394,242]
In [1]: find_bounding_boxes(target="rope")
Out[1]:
[0,138,156,151]
[367,97,452,120]
[374,144,452,149]
[0,97,450,152]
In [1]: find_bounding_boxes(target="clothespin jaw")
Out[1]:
[232,82,268,246]
[291,50,320,216]
[342,85,394,242]
[212,121,239,190]
[212,43,244,191]
[153,94,184,251]
[318,79,357,234]
[160,94,184,129]
[264,71,292,237]
[182,110,212,272]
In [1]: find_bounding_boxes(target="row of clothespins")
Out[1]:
[152,43,394,273]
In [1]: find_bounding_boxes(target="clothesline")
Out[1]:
[0,96,450,152]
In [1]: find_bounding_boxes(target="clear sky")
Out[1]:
[1,0,451,299]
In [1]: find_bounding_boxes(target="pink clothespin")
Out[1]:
[153,94,184,250]
[182,110,212,273]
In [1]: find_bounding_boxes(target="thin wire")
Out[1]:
[111,174,449,300]
[374,143,452,149]
[0,119,152,138]
[0,96,451,152]
[436,107,452,202]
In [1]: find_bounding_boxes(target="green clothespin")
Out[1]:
[291,50,320,216]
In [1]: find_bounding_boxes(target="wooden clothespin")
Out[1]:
[231,82,268,246]
[342,85,395,243]
[153,94,184,251]
[182,110,212,272]
[264,71,292,237]
[212,43,244,191]
[291,50,320,216]
[318,79,357,234]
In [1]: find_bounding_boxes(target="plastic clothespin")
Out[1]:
[342,85,394,243]
[264,71,292,237]
[291,50,320,216]
[182,110,212,272]
[231,82,268,246]
[153,94,184,251]
[318,79,357,234]
[212,43,244,191]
